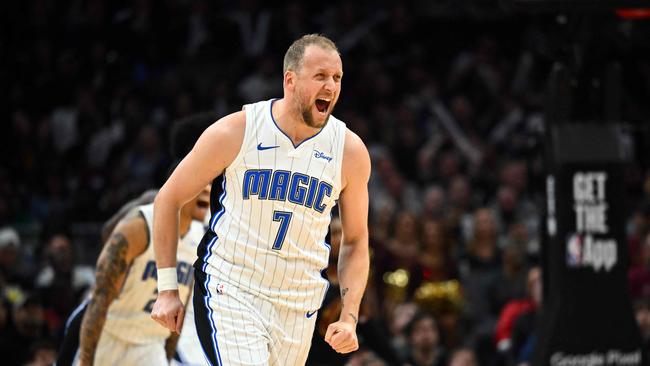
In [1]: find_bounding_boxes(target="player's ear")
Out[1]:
[284,70,296,91]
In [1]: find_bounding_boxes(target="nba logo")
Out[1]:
[566,234,583,266]
[216,283,225,294]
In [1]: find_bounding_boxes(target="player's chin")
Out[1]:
[193,207,209,221]
[310,110,329,128]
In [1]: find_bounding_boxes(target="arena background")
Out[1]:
[1,1,649,365]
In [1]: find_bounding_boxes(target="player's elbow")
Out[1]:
[154,186,182,212]
[341,232,369,250]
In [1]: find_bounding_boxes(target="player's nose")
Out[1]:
[323,77,336,92]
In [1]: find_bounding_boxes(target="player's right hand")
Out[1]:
[325,320,359,354]
[150,290,185,333]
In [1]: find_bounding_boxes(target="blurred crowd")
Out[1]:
[1,1,650,365]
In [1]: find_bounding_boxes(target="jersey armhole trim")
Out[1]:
[138,210,150,252]
[334,123,347,197]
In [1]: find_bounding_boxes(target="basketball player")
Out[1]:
[151,34,371,365]
[56,190,209,366]
[76,186,209,365]
[57,113,217,366]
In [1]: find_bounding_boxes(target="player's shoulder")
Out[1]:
[106,206,149,254]
[343,127,369,159]
[243,99,272,113]
[136,202,154,220]
[195,110,247,160]
[341,128,371,185]
[205,110,246,137]
[120,204,148,225]
[113,202,151,237]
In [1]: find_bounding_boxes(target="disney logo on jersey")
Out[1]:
[314,150,333,162]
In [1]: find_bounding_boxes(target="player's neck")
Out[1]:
[272,98,322,146]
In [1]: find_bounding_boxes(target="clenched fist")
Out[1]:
[324,320,359,354]
[150,290,185,333]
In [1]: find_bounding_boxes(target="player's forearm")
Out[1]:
[153,191,181,268]
[79,232,130,365]
[78,295,111,365]
[337,236,369,325]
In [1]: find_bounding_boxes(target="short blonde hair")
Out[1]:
[283,34,339,74]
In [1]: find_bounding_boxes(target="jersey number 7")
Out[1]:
[272,210,293,250]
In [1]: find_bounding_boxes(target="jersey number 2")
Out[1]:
[272,210,293,250]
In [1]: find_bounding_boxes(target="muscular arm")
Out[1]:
[325,130,371,354]
[79,213,148,365]
[337,130,371,326]
[154,111,243,270]
[151,111,244,331]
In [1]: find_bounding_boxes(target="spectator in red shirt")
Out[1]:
[494,266,541,353]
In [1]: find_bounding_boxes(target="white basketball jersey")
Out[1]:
[200,99,346,312]
[103,203,204,344]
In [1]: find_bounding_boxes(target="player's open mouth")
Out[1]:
[197,199,209,209]
[315,99,330,114]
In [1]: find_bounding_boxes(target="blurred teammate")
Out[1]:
[75,184,209,365]
[56,113,217,366]
[151,34,371,365]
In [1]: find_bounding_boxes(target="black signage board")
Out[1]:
[535,123,647,366]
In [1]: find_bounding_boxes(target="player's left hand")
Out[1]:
[324,320,358,354]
